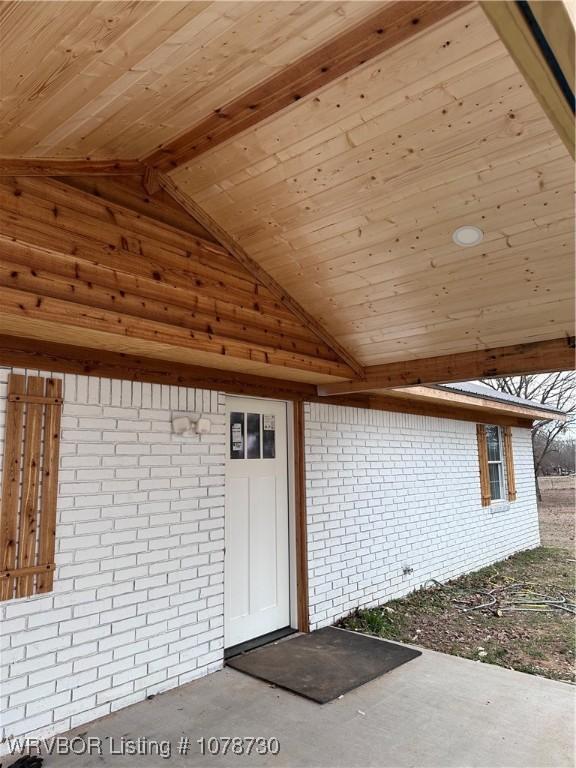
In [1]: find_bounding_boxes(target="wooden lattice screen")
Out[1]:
[0,374,63,600]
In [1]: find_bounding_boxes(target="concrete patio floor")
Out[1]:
[36,643,574,768]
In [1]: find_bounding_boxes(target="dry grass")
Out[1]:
[338,479,575,682]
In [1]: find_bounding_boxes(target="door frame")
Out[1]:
[290,400,309,633]
[224,395,309,645]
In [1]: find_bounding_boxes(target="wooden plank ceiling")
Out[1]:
[0,1,573,387]
[0,0,381,158]
[169,3,574,367]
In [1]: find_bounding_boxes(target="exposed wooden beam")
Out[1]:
[0,158,145,176]
[159,173,365,379]
[0,335,534,428]
[0,335,317,401]
[317,338,576,395]
[480,0,575,158]
[143,166,161,195]
[0,285,350,379]
[143,1,469,172]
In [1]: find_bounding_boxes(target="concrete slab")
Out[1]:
[23,645,575,767]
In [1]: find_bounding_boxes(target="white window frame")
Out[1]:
[486,425,505,502]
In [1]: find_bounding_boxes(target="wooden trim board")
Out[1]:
[293,401,310,633]
[386,385,565,423]
[317,338,576,395]
[0,335,537,429]
[480,0,575,158]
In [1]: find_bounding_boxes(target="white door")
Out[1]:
[225,396,290,648]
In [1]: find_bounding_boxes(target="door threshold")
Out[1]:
[225,626,296,660]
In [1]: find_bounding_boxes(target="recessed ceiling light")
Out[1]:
[452,225,484,247]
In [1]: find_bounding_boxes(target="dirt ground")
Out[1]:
[538,475,575,551]
[338,477,575,682]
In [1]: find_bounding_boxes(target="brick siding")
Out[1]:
[0,372,540,746]
[304,403,540,629]
[0,368,225,745]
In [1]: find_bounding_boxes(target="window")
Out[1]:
[476,423,517,507]
[485,425,504,501]
[229,412,276,460]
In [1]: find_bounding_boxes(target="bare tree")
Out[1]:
[480,372,576,479]
[536,435,576,475]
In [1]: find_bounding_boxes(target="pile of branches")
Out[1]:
[424,579,575,616]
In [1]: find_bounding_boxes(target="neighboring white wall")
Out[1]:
[0,368,226,747]
[304,402,539,630]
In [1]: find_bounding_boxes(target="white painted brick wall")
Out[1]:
[0,368,226,748]
[0,370,542,745]
[304,403,540,630]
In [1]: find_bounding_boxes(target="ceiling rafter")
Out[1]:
[143,0,470,172]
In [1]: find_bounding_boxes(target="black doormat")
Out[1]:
[226,626,421,703]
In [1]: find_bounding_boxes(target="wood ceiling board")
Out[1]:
[174,6,494,200]
[257,167,572,297]
[145,1,468,171]
[0,176,353,381]
[171,3,574,367]
[160,173,364,378]
[0,1,382,159]
[237,138,570,265]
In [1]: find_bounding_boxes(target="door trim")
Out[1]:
[292,400,309,632]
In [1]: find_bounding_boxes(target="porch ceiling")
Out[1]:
[169,2,574,367]
[0,1,573,387]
